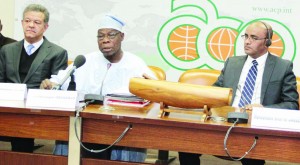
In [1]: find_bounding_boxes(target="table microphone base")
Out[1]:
[227,112,248,123]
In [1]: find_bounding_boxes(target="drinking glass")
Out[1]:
[99,95,115,111]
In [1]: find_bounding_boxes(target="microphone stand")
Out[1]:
[67,75,76,91]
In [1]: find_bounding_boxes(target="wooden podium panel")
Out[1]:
[0,112,70,140]
[0,151,67,165]
[82,158,150,165]
[80,104,300,164]
[0,102,75,165]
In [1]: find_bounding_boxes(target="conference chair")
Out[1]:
[297,77,300,110]
[178,68,221,85]
[148,65,166,80]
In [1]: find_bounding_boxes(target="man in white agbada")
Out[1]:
[40,14,156,162]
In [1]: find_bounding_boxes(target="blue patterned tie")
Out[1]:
[26,44,34,55]
[238,60,258,107]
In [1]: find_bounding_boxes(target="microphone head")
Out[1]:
[73,55,86,68]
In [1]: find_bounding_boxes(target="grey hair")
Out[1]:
[23,4,50,23]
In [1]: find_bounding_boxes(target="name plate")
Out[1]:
[0,83,27,100]
[252,107,300,131]
[26,89,78,111]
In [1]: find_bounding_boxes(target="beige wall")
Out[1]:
[0,0,15,37]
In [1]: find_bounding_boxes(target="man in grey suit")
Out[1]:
[178,21,299,165]
[0,4,68,152]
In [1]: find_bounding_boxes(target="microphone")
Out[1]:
[52,55,86,90]
[227,84,249,123]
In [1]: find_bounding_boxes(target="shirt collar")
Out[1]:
[24,38,44,50]
[246,52,268,66]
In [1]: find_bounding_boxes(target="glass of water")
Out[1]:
[99,95,115,111]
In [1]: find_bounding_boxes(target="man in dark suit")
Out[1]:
[0,19,16,48]
[178,21,299,165]
[0,4,68,152]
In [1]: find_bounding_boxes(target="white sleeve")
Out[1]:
[50,64,73,90]
[139,61,157,80]
[145,66,158,80]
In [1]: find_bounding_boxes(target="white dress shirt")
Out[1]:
[232,53,268,107]
[23,38,44,54]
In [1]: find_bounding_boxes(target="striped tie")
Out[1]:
[238,60,258,107]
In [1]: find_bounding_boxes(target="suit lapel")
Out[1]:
[260,53,275,102]
[23,38,51,83]
[12,41,23,82]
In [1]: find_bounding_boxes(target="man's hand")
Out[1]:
[245,104,263,111]
[142,73,154,80]
[40,79,58,89]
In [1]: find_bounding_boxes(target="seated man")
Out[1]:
[40,14,156,162]
[178,21,299,165]
[0,4,68,153]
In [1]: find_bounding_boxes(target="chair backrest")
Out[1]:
[178,69,221,86]
[148,66,166,80]
[297,77,300,110]
[68,60,73,66]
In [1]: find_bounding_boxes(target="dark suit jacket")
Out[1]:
[0,37,68,89]
[0,33,16,48]
[214,53,299,110]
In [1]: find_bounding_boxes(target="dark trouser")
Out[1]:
[178,152,265,165]
[11,137,34,152]
[0,136,12,142]
[241,158,265,165]
[178,152,201,165]
[81,142,111,159]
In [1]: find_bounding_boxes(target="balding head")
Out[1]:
[249,21,273,39]
[243,21,273,58]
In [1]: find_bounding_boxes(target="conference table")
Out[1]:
[80,103,300,164]
[1,101,300,165]
[0,100,78,165]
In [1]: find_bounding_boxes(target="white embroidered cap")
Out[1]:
[98,15,125,32]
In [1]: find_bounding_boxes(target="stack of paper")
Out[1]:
[105,93,150,107]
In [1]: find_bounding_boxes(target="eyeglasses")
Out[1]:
[97,32,121,41]
[241,34,266,42]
